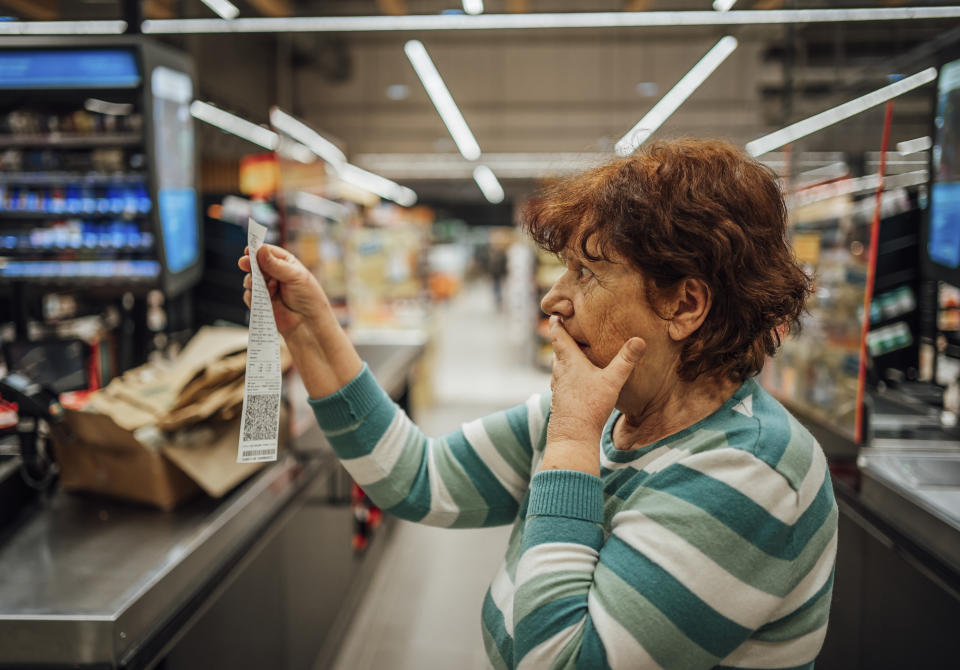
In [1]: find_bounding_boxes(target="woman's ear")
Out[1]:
[666,278,711,342]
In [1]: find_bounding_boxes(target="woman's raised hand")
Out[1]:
[239,244,330,338]
[542,315,646,475]
[239,244,363,397]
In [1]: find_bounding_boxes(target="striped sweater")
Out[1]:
[309,364,838,670]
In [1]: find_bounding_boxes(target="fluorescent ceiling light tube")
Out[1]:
[897,135,933,155]
[746,67,938,157]
[294,191,349,220]
[189,100,279,150]
[276,138,317,164]
[0,20,126,35]
[84,98,134,116]
[615,35,738,156]
[404,40,482,161]
[270,107,347,169]
[795,161,848,182]
[790,169,928,208]
[339,164,417,207]
[713,0,736,11]
[473,165,504,203]
[463,0,484,15]
[353,152,610,179]
[142,8,960,34]
[200,0,239,20]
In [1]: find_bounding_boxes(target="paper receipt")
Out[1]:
[238,219,282,463]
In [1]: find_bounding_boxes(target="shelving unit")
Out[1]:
[762,183,925,445]
[0,133,142,148]
[0,37,200,296]
[0,37,201,374]
[533,248,564,371]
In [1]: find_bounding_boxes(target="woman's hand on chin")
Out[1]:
[542,315,645,476]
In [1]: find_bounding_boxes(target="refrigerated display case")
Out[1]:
[762,182,922,445]
[0,37,201,298]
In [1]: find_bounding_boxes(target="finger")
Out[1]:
[243,289,251,309]
[603,337,646,388]
[267,278,278,297]
[243,274,251,290]
[238,255,251,272]
[548,315,581,362]
[257,244,302,282]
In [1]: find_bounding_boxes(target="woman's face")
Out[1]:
[540,244,680,409]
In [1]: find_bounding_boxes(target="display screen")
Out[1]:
[0,49,140,89]
[151,66,198,274]
[930,58,960,269]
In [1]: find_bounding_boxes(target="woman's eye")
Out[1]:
[578,266,594,281]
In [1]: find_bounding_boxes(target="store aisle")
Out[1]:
[327,279,551,670]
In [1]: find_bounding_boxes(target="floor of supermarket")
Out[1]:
[329,278,551,670]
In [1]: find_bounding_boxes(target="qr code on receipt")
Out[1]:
[242,394,279,441]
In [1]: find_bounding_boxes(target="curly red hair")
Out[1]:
[523,138,812,382]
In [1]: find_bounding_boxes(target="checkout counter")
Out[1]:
[800,392,960,670]
[0,342,424,670]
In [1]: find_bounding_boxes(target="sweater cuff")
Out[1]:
[527,470,603,524]
[307,363,388,432]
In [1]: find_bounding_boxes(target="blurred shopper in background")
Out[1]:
[487,241,508,311]
[240,138,837,669]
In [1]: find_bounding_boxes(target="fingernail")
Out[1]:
[628,339,644,355]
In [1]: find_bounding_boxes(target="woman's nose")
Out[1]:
[540,283,573,317]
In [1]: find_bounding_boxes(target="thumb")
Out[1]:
[603,337,646,387]
[257,244,302,282]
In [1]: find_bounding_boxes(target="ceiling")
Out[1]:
[3,0,959,205]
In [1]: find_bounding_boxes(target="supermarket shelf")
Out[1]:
[0,210,148,220]
[0,259,160,283]
[0,245,154,254]
[0,132,142,148]
[0,172,147,185]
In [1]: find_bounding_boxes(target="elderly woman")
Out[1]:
[239,139,837,670]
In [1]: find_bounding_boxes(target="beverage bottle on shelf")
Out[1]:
[124,221,141,249]
[96,187,110,214]
[53,222,70,249]
[30,225,52,250]
[24,188,39,212]
[50,188,66,214]
[109,220,126,249]
[135,183,151,213]
[108,185,125,214]
[67,219,82,249]
[66,185,82,214]
[97,222,111,249]
[123,185,138,215]
[82,221,98,249]
[127,113,144,134]
[73,110,95,135]
[81,186,96,215]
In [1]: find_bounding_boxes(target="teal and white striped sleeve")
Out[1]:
[308,363,551,528]
[512,448,837,669]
